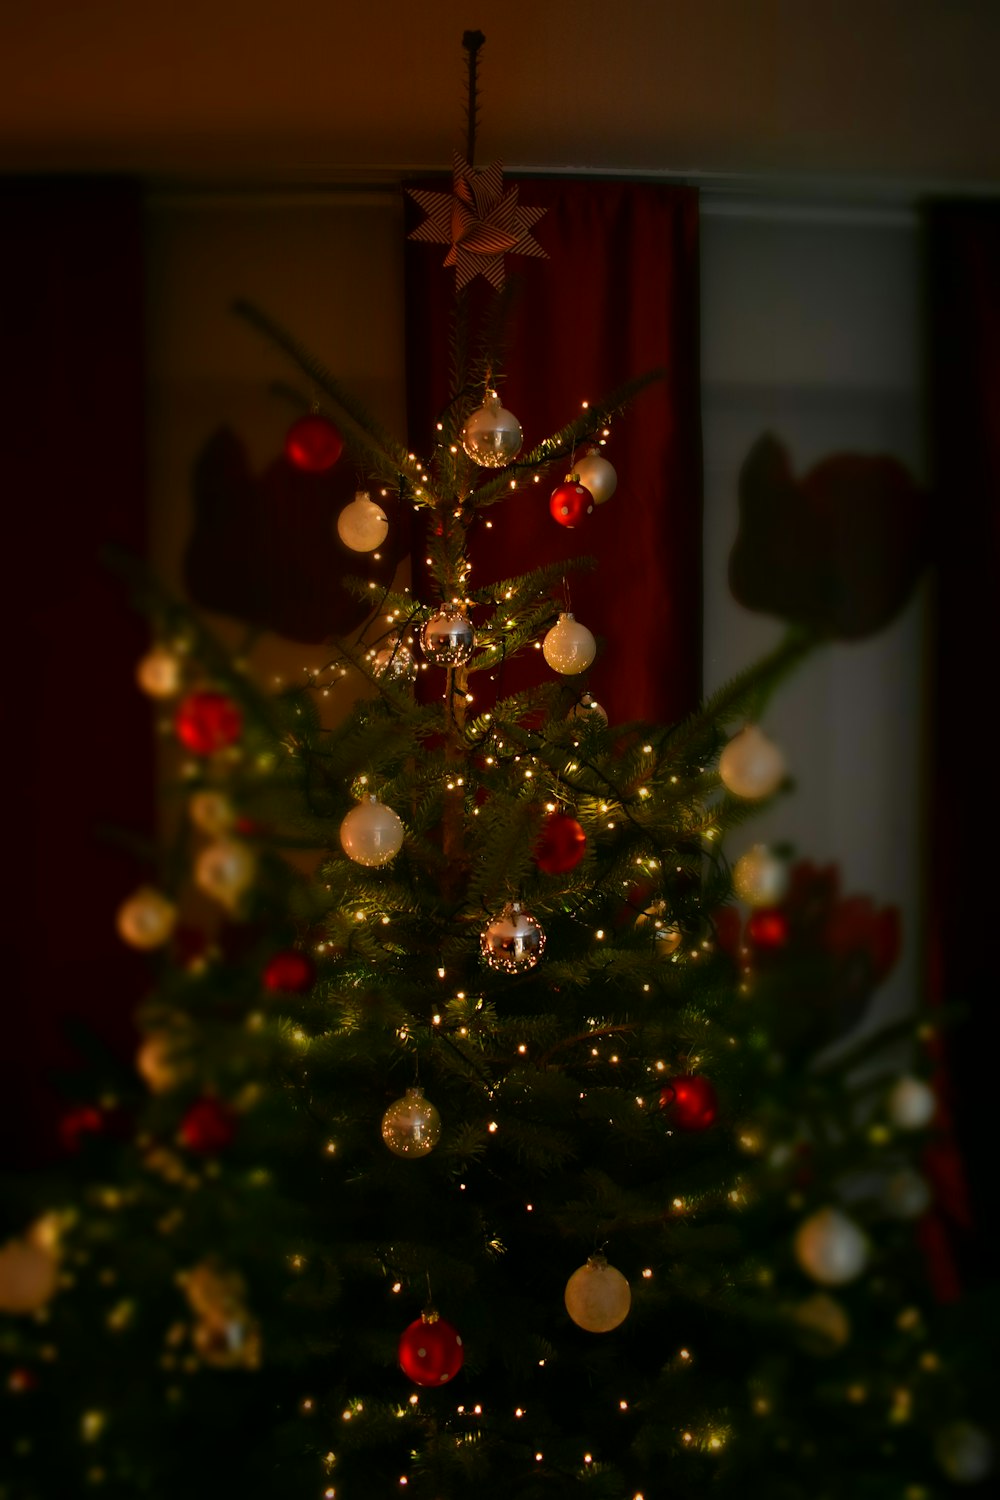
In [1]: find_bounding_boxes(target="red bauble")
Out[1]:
[179,1097,237,1154]
[747,908,790,949]
[284,413,344,472]
[398,1313,464,1387]
[8,1368,39,1394]
[534,811,587,875]
[58,1105,105,1153]
[659,1074,718,1132]
[174,691,243,755]
[549,480,594,528]
[263,949,316,994]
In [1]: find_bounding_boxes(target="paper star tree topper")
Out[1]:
[408,155,547,291]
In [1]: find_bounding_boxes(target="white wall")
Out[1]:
[700,199,926,1033]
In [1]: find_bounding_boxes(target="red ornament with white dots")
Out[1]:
[284,413,344,472]
[263,950,316,994]
[398,1311,464,1386]
[534,810,587,875]
[174,691,243,756]
[659,1074,719,1132]
[549,479,594,528]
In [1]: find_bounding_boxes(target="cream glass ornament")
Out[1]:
[188,789,236,837]
[564,1254,631,1332]
[116,886,177,950]
[573,447,617,505]
[381,1086,442,1158]
[195,839,256,911]
[793,1206,869,1286]
[340,795,405,867]
[935,1422,994,1484]
[136,644,182,699]
[719,724,786,799]
[336,491,389,552]
[420,606,475,667]
[732,844,789,908]
[543,613,596,675]
[792,1291,851,1355]
[372,641,417,683]
[567,692,608,725]
[0,1226,59,1315]
[635,900,682,956]
[480,901,546,973]
[461,389,522,468]
[887,1075,936,1130]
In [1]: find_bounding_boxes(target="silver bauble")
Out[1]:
[719,724,786,799]
[884,1167,932,1220]
[381,1086,442,1158]
[573,448,618,505]
[480,901,546,973]
[420,606,475,667]
[793,1206,869,1286]
[371,642,417,684]
[567,692,608,725]
[188,789,236,836]
[564,1254,631,1333]
[886,1075,936,1131]
[195,839,257,911]
[935,1421,994,1484]
[461,390,523,468]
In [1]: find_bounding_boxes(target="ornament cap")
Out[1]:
[421,1307,440,1325]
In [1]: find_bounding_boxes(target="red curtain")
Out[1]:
[0,179,152,1165]
[404,179,701,728]
[924,201,1000,1285]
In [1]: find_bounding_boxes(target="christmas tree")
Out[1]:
[1,33,992,1500]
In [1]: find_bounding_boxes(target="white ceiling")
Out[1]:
[3,0,1000,192]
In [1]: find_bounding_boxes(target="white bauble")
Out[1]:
[884,1167,932,1220]
[573,448,617,505]
[188,789,236,837]
[543,613,596,675]
[0,1232,59,1315]
[732,844,789,908]
[136,644,182,699]
[887,1075,936,1131]
[194,839,257,911]
[381,1087,442,1158]
[564,1255,631,1333]
[336,491,389,552]
[793,1207,869,1286]
[935,1422,994,1484]
[719,724,786,799]
[461,390,522,468]
[339,796,404,867]
[115,886,177,950]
